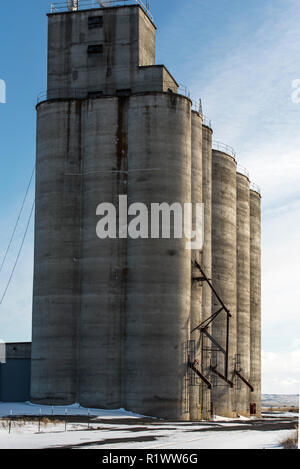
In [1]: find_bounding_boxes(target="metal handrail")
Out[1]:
[37,88,89,103]
[50,0,154,21]
[177,85,203,115]
[250,182,261,195]
[203,116,212,129]
[37,84,201,105]
[191,99,203,115]
[213,141,236,158]
[177,83,193,101]
[236,164,250,179]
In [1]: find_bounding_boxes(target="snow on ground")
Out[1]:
[0,423,294,450]
[213,415,251,422]
[0,402,144,419]
[139,429,294,450]
[0,402,297,450]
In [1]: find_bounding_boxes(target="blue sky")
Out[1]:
[0,0,299,394]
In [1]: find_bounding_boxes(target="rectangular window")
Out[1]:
[87,44,103,55]
[116,89,132,96]
[88,16,103,29]
[87,91,104,99]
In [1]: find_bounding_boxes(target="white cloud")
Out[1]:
[262,349,300,394]
[190,0,300,203]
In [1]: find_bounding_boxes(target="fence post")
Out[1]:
[38,408,42,433]
[65,409,67,432]
[8,410,12,434]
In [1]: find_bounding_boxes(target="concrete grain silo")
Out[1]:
[31,1,262,421]
[31,2,193,420]
[79,97,127,409]
[31,100,82,404]
[236,170,251,417]
[250,187,262,417]
[189,111,203,421]
[124,94,192,420]
[211,147,237,418]
[200,121,213,420]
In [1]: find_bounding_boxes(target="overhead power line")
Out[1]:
[0,200,35,306]
[0,165,35,275]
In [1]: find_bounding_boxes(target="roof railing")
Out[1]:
[250,182,261,195]
[37,84,201,106]
[213,141,236,159]
[236,164,250,179]
[37,88,89,103]
[202,116,212,129]
[191,99,203,115]
[50,0,154,21]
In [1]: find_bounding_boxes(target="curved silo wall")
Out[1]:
[250,189,262,417]
[190,111,203,421]
[201,124,213,420]
[124,93,192,420]
[78,97,127,409]
[31,100,82,404]
[236,172,251,417]
[211,149,237,418]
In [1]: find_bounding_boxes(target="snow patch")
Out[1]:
[0,402,144,419]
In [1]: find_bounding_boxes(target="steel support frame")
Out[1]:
[192,260,232,381]
[235,371,254,392]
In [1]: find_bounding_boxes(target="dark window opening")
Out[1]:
[250,403,257,415]
[116,89,132,96]
[88,16,103,29]
[87,91,104,98]
[87,44,103,55]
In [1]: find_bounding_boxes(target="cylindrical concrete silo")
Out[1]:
[31,100,82,404]
[124,93,192,421]
[201,122,213,420]
[250,187,262,417]
[211,148,237,418]
[236,171,251,417]
[190,111,203,421]
[78,97,127,409]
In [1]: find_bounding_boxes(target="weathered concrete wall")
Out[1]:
[47,6,177,96]
[32,92,193,419]
[31,4,262,420]
[31,100,82,405]
[189,111,203,421]
[211,149,237,418]
[124,93,192,420]
[78,97,126,409]
[250,189,262,417]
[236,172,251,417]
[201,124,213,420]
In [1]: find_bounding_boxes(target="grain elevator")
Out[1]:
[31,1,262,421]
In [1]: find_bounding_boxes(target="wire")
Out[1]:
[0,165,35,275]
[0,200,35,306]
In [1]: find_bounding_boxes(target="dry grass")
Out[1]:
[0,416,62,431]
[280,429,298,450]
